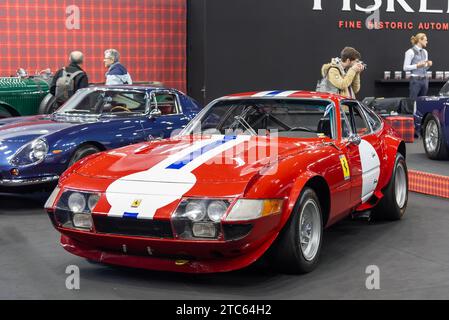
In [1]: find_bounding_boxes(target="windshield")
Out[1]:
[182,99,336,139]
[440,81,449,96]
[56,89,147,116]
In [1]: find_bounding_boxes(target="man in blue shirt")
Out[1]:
[403,33,433,100]
[104,49,133,85]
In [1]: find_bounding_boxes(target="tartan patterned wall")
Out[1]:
[0,0,186,91]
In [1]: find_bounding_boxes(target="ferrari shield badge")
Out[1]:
[131,199,142,208]
[339,155,350,180]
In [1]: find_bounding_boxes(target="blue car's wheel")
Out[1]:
[68,144,101,167]
[423,114,449,160]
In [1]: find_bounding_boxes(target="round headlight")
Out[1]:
[31,139,49,161]
[207,201,228,222]
[184,201,207,222]
[88,194,100,211]
[68,192,86,213]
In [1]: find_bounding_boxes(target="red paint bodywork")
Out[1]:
[46,91,404,273]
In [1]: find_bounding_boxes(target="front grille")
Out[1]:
[93,216,174,239]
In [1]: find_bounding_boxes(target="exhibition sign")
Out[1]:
[312,0,449,31]
[0,0,186,91]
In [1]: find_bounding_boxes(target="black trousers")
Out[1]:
[409,78,429,100]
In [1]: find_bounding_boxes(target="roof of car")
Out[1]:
[88,84,174,91]
[222,90,349,101]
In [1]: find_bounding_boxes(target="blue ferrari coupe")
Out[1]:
[415,81,449,160]
[0,85,201,191]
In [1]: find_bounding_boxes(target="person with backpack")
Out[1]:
[50,51,89,106]
[318,47,365,98]
[104,49,133,85]
[403,33,432,100]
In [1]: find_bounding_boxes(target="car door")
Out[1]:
[341,101,382,204]
[139,90,190,141]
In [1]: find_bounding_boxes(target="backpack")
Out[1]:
[316,68,339,94]
[55,68,84,104]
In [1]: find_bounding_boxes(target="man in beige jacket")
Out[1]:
[321,47,365,98]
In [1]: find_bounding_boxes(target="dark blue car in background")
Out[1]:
[0,85,201,191]
[415,81,449,160]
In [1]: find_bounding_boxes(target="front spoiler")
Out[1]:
[61,233,277,274]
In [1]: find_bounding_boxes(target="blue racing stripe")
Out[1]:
[123,212,139,219]
[265,90,284,96]
[166,136,237,170]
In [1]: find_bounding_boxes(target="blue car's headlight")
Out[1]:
[9,138,49,166]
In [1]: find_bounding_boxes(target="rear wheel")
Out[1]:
[372,153,408,221]
[423,114,449,160]
[268,188,323,274]
[68,145,100,167]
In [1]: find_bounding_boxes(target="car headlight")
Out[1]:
[172,199,231,240]
[9,138,49,166]
[53,190,101,230]
[225,199,283,222]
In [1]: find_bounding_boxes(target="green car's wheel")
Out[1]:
[0,106,12,118]
[38,94,59,114]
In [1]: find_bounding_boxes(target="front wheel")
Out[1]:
[423,114,449,160]
[0,106,12,118]
[68,145,101,167]
[268,188,323,274]
[372,153,408,221]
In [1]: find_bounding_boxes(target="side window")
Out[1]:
[340,105,352,139]
[150,93,180,115]
[363,105,382,132]
[351,104,371,136]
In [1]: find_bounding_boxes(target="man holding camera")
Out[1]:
[321,47,365,98]
[403,33,432,100]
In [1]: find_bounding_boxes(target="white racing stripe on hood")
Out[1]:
[105,135,251,219]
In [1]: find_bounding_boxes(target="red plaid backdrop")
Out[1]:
[0,0,186,91]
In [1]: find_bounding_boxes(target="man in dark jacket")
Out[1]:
[50,51,89,105]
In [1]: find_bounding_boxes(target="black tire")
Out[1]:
[372,153,408,221]
[68,144,100,167]
[422,114,449,160]
[38,93,59,114]
[0,106,12,118]
[268,188,323,274]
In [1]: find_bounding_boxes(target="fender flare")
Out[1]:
[279,171,331,231]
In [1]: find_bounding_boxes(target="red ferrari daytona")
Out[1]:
[45,90,408,274]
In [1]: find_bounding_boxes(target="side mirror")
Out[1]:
[149,108,162,117]
[348,134,361,146]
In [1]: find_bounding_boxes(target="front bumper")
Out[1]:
[50,212,282,273]
[0,175,59,187]
[60,232,277,274]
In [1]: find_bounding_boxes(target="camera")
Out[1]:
[360,61,368,70]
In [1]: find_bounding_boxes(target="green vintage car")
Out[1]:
[0,69,55,118]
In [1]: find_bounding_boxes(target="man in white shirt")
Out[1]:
[403,33,432,100]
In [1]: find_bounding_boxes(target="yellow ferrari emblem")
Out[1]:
[131,199,142,208]
[340,155,350,180]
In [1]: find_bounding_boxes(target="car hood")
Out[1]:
[0,115,76,143]
[75,134,318,185]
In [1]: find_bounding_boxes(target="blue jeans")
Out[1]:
[409,78,429,100]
